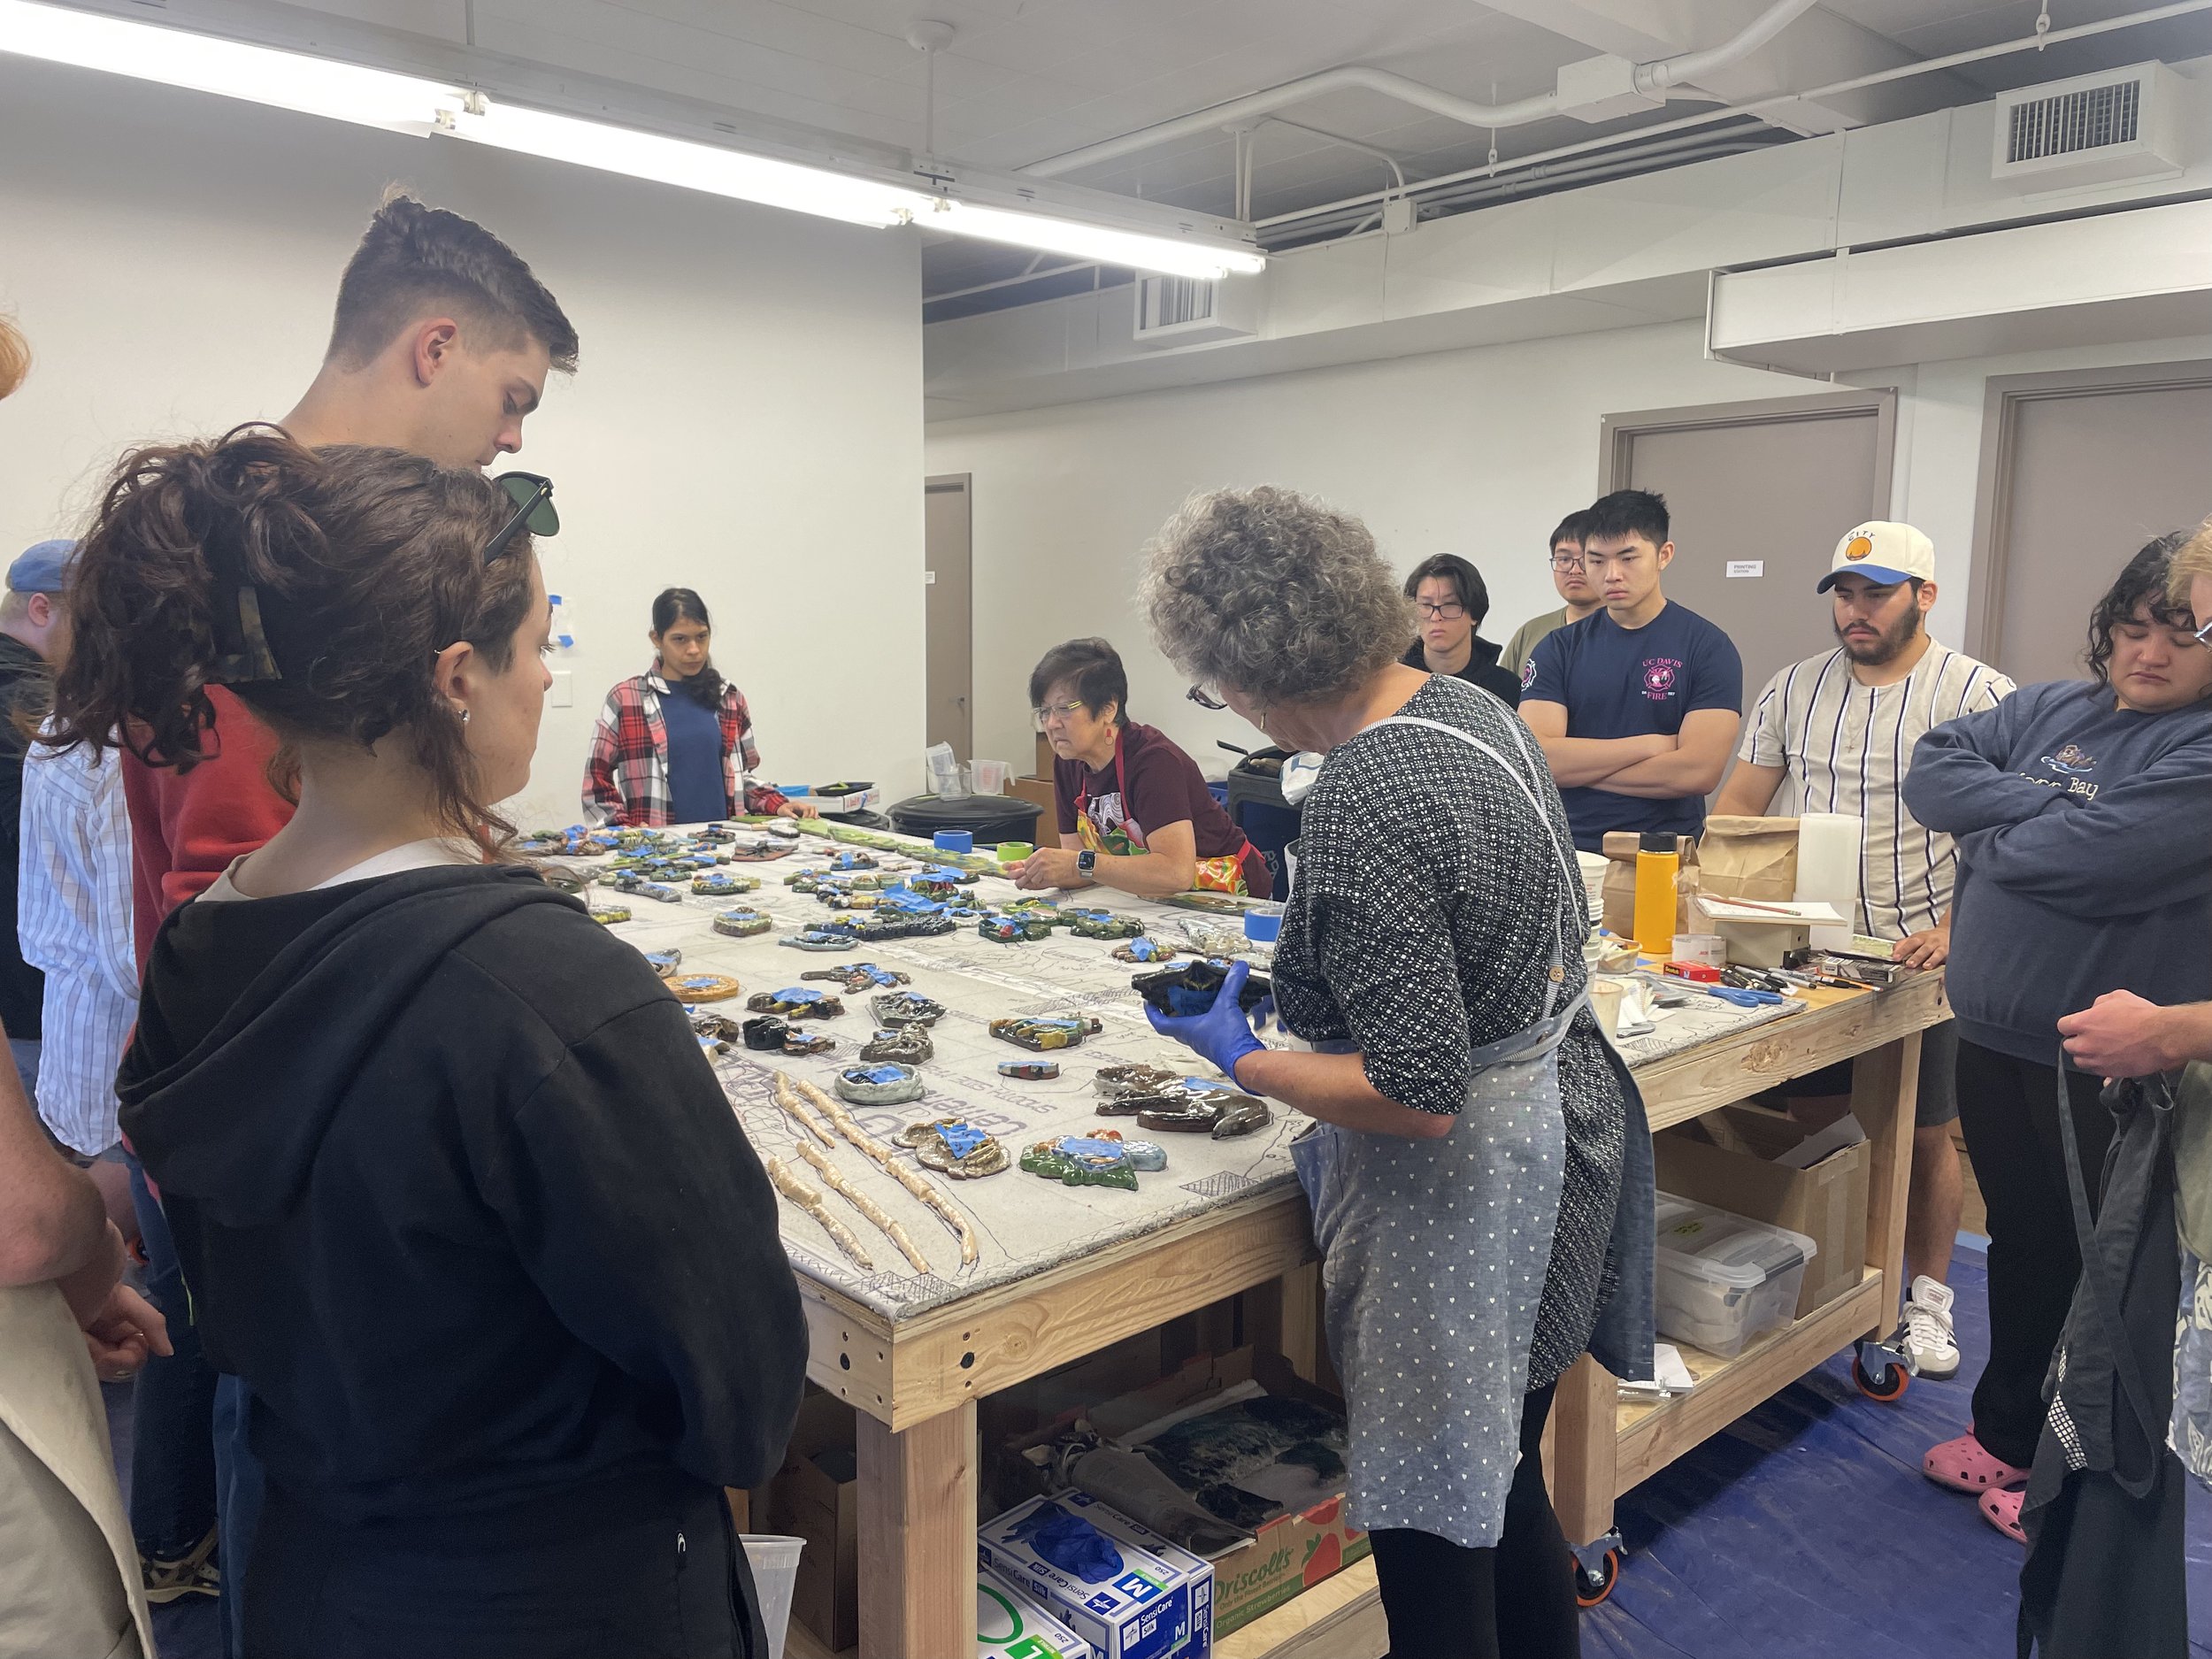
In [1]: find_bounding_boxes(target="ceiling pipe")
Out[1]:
[1250,0,2212,233]
[1018,0,1818,180]
[1019,65,1558,179]
[1269,137,1778,247]
[1636,0,1820,94]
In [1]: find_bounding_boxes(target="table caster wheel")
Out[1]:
[1574,1547,1620,1609]
[1853,1349,1910,1402]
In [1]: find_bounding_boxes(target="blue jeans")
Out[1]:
[124,1154,219,1561]
[214,1374,266,1659]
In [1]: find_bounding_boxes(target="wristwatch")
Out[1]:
[1076,849,1097,875]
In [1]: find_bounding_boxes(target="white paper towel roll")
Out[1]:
[1793,812,1862,950]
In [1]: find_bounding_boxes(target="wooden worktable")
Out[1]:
[793,957,1947,1658]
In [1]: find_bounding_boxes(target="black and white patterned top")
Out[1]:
[1272,673,1628,1388]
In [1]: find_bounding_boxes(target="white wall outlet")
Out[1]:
[550,670,572,708]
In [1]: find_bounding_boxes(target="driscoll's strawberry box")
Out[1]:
[1208,1494,1369,1637]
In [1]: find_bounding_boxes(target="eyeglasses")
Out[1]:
[1414,600,1466,619]
[1187,684,1227,710]
[1031,698,1086,726]
[2197,616,2212,647]
[1549,552,1586,571]
[484,472,559,565]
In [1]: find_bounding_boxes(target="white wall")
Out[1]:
[926,319,1814,774]
[0,57,925,826]
[931,304,2212,779]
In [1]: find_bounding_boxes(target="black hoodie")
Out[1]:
[119,862,806,1528]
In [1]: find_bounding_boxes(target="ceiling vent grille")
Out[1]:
[2007,79,2139,165]
[1993,62,2183,189]
[1132,273,1260,349]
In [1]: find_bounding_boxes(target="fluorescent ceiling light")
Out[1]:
[441,101,933,230]
[0,0,1265,277]
[925,200,1266,280]
[0,0,459,134]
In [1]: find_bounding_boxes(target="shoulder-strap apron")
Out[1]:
[1285,703,1586,1548]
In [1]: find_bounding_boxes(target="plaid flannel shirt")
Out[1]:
[582,670,788,827]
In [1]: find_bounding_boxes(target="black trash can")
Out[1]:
[1225,756,1302,887]
[886,792,1044,849]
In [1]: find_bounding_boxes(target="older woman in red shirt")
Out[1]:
[1010,636,1271,900]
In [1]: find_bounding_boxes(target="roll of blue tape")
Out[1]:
[933,831,974,854]
[1243,910,1282,943]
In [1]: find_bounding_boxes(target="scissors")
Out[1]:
[1702,982,1786,1008]
[1650,972,1786,1009]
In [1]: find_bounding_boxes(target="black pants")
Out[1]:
[244,1471,764,1659]
[1954,1040,2115,1471]
[1368,1383,1578,1659]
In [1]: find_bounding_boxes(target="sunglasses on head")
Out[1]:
[484,472,559,565]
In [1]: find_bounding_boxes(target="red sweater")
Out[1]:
[123,687,295,971]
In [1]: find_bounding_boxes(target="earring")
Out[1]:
[453,704,471,726]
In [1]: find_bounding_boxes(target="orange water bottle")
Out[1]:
[1633,832,1679,961]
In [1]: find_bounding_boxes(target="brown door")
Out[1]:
[1604,392,1897,721]
[1973,368,2212,687]
[925,474,973,757]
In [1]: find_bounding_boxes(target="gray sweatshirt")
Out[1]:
[1902,679,2212,1066]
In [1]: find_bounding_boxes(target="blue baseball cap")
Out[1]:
[6,539,75,595]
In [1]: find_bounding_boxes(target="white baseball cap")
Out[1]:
[1816,521,1935,592]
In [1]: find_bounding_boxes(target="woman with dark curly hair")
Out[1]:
[1138,485,1653,1659]
[1905,535,2212,1549]
[49,428,805,1656]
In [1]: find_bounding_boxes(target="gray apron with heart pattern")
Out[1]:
[1289,711,1587,1549]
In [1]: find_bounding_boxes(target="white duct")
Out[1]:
[1018,0,1821,179]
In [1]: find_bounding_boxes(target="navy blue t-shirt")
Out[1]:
[660,686,726,826]
[1524,601,1743,849]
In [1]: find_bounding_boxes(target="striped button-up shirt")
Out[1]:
[18,734,136,1156]
[1739,641,2014,940]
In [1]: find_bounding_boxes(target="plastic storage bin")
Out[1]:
[1652,1194,1817,1359]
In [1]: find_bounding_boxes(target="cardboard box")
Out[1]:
[979,1494,1213,1659]
[1009,773,1058,825]
[1041,1349,1366,1640]
[767,1394,859,1653]
[1654,1104,1869,1318]
[981,1569,1096,1659]
[1035,733,1056,776]
[1208,1494,1368,1638]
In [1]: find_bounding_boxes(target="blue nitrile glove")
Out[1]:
[1145,958,1265,1087]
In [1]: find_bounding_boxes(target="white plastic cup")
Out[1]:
[1576,850,1609,923]
[741,1534,805,1659]
[972,758,1010,795]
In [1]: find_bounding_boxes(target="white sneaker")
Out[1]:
[1902,1275,1961,1380]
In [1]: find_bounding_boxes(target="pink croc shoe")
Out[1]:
[1924,1429,2031,1494]
[1980,1486,2028,1545]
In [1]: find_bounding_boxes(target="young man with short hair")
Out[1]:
[1502,509,1600,685]
[1400,552,1521,706]
[1521,489,1743,850]
[115,190,578,1656]
[126,191,579,949]
[1714,521,2014,1380]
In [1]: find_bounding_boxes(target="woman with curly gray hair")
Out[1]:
[1141,486,1653,1659]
